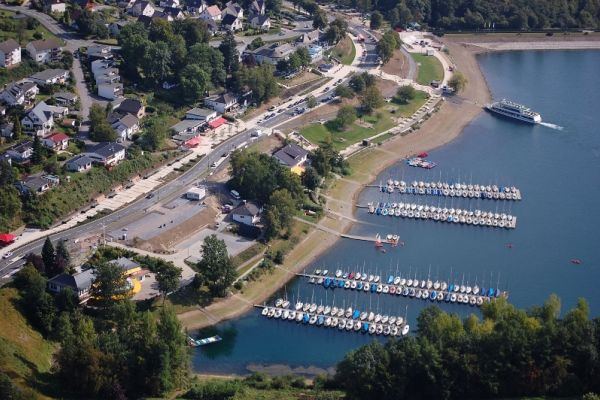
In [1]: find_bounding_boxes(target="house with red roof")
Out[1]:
[42,132,70,151]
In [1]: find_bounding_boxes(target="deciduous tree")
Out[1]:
[197,235,236,297]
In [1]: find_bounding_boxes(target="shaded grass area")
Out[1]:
[411,53,444,85]
[0,288,57,399]
[231,242,266,269]
[333,35,356,65]
[394,90,429,117]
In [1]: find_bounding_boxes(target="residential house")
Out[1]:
[53,91,78,106]
[130,0,155,17]
[65,154,93,172]
[297,29,321,45]
[87,44,113,60]
[6,141,33,163]
[84,142,126,166]
[231,201,261,226]
[249,0,265,16]
[249,15,270,30]
[21,101,68,136]
[0,122,14,139]
[42,132,70,151]
[47,269,96,301]
[222,2,243,19]
[160,0,179,7]
[204,92,237,113]
[95,68,121,85]
[73,0,95,11]
[116,98,145,118]
[185,0,206,15]
[0,81,38,106]
[162,7,185,20]
[170,119,204,135]
[221,13,243,31]
[17,176,51,195]
[26,39,63,64]
[109,20,132,37]
[272,142,308,168]
[185,107,217,121]
[200,5,222,22]
[43,0,67,13]
[111,113,139,140]
[0,39,21,68]
[244,42,294,65]
[29,68,69,86]
[98,82,124,100]
[91,59,114,75]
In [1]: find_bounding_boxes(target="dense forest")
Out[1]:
[334,296,600,399]
[333,0,600,30]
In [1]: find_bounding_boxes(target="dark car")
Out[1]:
[146,193,155,199]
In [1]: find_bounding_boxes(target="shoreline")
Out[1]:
[178,37,490,332]
[180,35,597,333]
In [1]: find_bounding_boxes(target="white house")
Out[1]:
[0,81,38,106]
[47,269,96,301]
[53,91,78,106]
[84,142,126,166]
[87,44,113,60]
[272,143,308,168]
[43,0,67,13]
[204,92,237,113]
[186,186,206,201]
[185,107,217,121]
[200,5,222,22]
[21,101,68,136]
[26,39,63,64]
[159,0,179,6]
[249,15,270,30]
[29,68,69,86]
[222,2,243,19]
[130,0,155,16]
[221,14,243,31]
[186,0,206,15]
[65,154,93,172]
[95,68,121,84]
[98,82,123,100]
[0,39,21,68]
[232,201,261,226]
[249,0,265,15]
[244,42,294,65]
[111,114,139,140]
[91,59,114,75]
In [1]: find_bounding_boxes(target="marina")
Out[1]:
[373,180,522,200]
[299,270,508,307]
[367,201,517,229]
[255,300,410,337]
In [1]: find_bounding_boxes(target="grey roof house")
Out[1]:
[48,269,96,301]
[273,143,308,168]
[65,154,93,172]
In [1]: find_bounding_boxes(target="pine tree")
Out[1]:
[55,239,71,273]
[12,115,21,140]
[31,135,44,164]
[41,236,56,276]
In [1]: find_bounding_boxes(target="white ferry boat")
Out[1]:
[485,99,542,124]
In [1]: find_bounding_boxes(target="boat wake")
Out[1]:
[540,122,564,130]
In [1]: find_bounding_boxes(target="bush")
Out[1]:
[184,380,242,400]
[233,281,243,290]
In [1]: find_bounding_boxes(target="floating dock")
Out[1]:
[298,270,508,307]
[255,302,410,337]
[368,202,517,229]
[372,180,522,201]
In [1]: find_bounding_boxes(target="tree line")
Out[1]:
[350,0,600,30]
[333,296,600,399]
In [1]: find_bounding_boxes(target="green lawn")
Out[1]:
[333,35,356,65]
[411,53,444,85]
[0,10,63,45]
[300,92,429,151]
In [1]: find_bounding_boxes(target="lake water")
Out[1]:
[192,50,600,375]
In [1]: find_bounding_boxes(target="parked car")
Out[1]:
[2,251,13,259]
[146,193,155,199]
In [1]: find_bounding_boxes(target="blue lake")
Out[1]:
[192,50,600,375]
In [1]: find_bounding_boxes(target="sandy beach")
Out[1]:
[178,33,600,331]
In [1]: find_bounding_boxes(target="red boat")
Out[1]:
[418,152,429,158]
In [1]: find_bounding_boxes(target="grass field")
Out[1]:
[0,10,61,45]
[300,91,429,150]
[333,35,356,65]
[411,53,444,85]
[0,288,56,399]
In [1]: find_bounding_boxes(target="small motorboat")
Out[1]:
[571,259,582,265]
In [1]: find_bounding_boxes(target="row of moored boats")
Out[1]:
[306,269,507,307]
[260,298,410,336]
[368,202,517,228]
[379,180,521,200]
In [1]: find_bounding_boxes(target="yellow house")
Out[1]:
[108,257,142,295]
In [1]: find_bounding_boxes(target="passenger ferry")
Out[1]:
[485,99,542,124]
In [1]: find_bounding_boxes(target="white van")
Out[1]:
[230,190,240,200]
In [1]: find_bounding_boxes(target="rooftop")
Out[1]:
[232,201,260,216]
[28,38,62,51]
[0,39,20,53]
